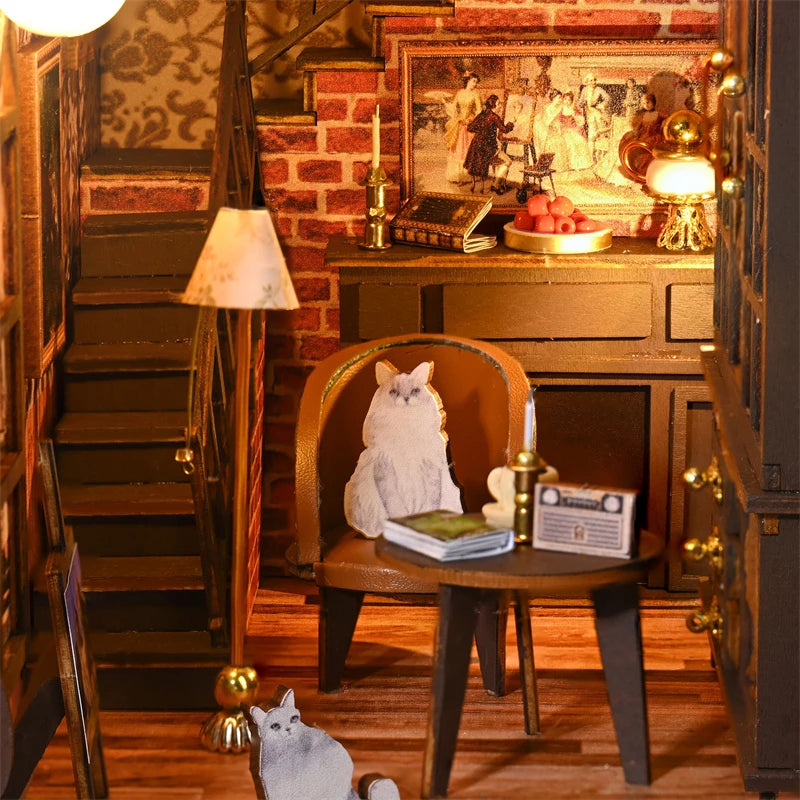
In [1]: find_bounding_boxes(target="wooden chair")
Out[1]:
[288,334,531,695]
[521,152,557,196]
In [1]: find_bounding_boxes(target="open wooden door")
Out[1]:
[687,1,799,794]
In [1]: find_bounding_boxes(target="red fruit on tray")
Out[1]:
[571,209,588,222]
[533,214,555,233]
[576,218,601,232]
[548,195,574,217]
[513,211,535,231]
[527,194,550,217]
[554,215,577,234]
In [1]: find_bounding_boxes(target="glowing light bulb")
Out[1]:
[0,0,125,37]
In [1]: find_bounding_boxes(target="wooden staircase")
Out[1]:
[252,0,454,124]
[53,203,227,710]
[45,0,455,712]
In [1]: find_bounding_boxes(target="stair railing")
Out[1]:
[248,0,354,77]
[184,0,263,648]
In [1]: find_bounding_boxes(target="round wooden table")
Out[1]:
[376,530,663,799]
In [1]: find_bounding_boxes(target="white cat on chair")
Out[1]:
[343,360,463,538]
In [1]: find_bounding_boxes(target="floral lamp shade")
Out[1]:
[181,207,299,311]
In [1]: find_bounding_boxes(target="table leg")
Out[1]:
[591,581,651,785]
[422,584,481,799]
[474,590,508,696]
[513,591,541,735]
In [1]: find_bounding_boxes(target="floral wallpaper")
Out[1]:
[98,0,368,149]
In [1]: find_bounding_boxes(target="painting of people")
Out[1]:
[400,41,717,235]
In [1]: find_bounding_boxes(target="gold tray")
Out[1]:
[503,221,613,254]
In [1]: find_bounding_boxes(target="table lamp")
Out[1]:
[179,206,298,753]
[620,109,716,252]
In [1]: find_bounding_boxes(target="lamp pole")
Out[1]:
[199,308,259,753]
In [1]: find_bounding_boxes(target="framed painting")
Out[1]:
[46,541,108,799]
[400,40,718,236]
[18,38,66,376]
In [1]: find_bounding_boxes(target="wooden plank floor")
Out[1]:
[24,580,799,799]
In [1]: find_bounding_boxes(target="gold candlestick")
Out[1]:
[359,165,392,250]
[511,449,548,545]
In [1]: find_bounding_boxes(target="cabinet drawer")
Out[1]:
[667,284,714,340]
[358,284,421,339]
[442,283,652,339]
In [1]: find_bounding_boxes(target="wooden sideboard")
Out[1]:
[328,236,714,590]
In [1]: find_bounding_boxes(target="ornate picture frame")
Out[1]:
[399,40,717,236]
[18,38,66,377]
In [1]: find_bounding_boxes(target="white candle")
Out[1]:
[371,103,380,169]
[523,387,537,453]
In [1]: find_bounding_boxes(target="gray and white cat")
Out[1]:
[343,360,463,537]
[249,689,399,800]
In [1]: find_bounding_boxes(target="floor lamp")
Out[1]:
[179,207,299,753]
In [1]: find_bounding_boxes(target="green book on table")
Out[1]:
[382,510,514,561]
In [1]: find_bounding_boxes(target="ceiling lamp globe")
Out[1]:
[0,0,125,37]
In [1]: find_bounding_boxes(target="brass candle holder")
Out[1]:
[359,165,392,250]
[511,449,549,545]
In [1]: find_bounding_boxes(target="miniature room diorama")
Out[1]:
[0,1,797,799]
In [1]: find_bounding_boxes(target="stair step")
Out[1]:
[254,98,317,126]
[296,47,385,72]
[83,589,209,633]
[60,482,194,517]
[72,517,199,558]
[55,412,188,487]
[96,663,219,710]
[365,0,455,14]
[72,277,189,306]
[81,211,208,279]
[56,441,189,485]
[91,630,223,667]
[64,372,190,412]
[82,210,209,237]
[73,301,197,345]
[81,555,204,592]
[63,342,192,373]
[55,411,186,444]
[82,148,213,178]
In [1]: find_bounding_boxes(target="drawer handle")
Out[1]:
[687,603,723,640]
[684,456,723,504]
[683,529,724,572]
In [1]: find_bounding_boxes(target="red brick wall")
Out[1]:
[256,0,719,566]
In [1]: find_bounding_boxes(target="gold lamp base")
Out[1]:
[657,201,714,252]
[200,665,259,753]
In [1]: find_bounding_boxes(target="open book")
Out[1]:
[389,191,496,253]
[382,510,514,561]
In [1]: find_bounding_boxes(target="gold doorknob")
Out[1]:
[686,603,723,639]
[721,176,744,198]
[683,530,724,572]
[683,456,723,504]
[720,70,746,98]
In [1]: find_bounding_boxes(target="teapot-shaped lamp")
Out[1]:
[620,109,716,252]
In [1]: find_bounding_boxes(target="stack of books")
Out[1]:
[382,510,514,561]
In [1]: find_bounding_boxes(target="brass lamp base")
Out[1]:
[657,201,714,252]
[200,665,259,753]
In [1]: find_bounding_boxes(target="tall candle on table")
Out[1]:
[523,386,537,453]
[371,103,380,169]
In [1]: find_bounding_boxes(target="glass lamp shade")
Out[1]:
[645,153,716,200]
[0,0,126,37]
[181,207,299,311]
